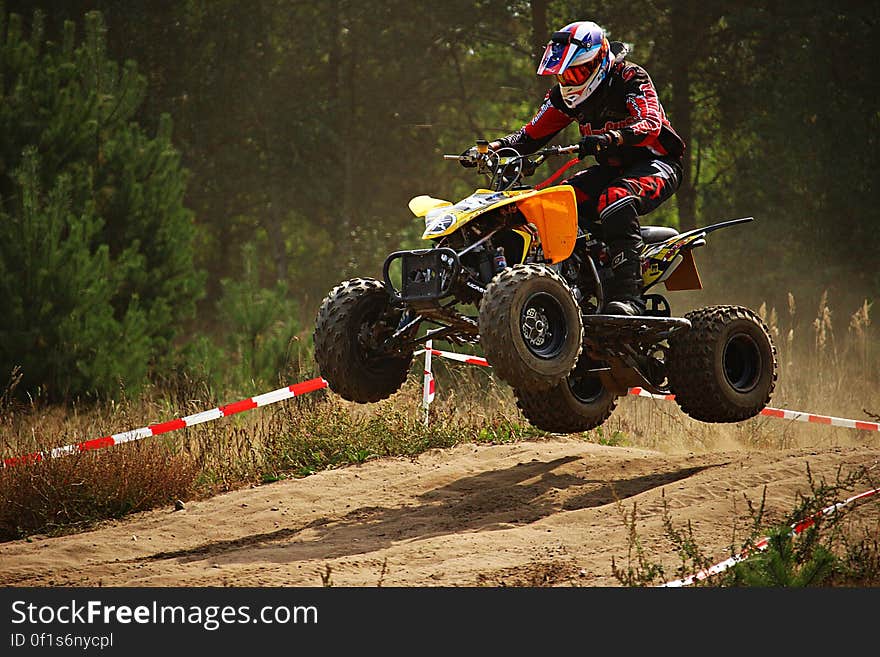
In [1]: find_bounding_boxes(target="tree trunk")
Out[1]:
[530,0,548,98]
[668,2,697,231]
[264,204,288,283]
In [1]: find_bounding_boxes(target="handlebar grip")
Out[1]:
[557,145,580,154]
[443,154,464,160]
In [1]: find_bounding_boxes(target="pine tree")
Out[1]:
[0,8,203,399]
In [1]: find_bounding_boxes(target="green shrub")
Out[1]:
[0,9,203,400]
[217,242,310,393]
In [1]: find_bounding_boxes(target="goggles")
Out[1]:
[555,63,596,86]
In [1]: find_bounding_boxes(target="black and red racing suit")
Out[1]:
[496,48,686,245]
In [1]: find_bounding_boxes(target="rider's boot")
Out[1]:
[603,241,646,316]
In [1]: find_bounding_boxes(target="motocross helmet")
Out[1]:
[537,21,612,109]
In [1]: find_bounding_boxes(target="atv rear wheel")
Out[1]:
[514,354,618,433]
[667,305,777,422]
[478,264,583,391]
[313,278,413,403]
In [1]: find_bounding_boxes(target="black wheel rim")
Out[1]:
[567,372,604,404]
[723,332,761,393]
[520,292,567,359]
[355,296,400,364]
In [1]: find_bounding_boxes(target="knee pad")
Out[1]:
[598,197,640,244]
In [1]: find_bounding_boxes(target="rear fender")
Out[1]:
[642,216,752,291]
[661,248,703,290]
[642,232,706,291]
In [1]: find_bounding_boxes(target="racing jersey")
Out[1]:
[497,51,685,168]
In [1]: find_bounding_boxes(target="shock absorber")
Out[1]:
[475,245,495,284]
[493,246,508,272]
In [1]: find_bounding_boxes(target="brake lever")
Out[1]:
[521,158,539,177]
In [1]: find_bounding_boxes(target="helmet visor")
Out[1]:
[537,31,588,75]
[540,40,571,72]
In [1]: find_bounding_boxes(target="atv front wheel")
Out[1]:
[667,305,777,422]
[313,278,412,403]
[478,264,583,391]
[514,355,617,433]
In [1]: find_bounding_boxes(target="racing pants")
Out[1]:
[565,156,683,306]
[565,156,683,244]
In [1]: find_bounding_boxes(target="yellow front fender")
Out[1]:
[408,195,452,217]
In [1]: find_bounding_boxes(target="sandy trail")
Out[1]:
[2,437,878,587]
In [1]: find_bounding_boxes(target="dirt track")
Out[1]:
[2,438,878,587]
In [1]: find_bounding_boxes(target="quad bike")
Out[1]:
[313,140,777,432]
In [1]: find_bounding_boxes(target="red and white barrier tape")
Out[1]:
[2,378,328,468]
[1,346,449,468]
[427,348,489,368]
[425,347,880,433]
[629,386,880,432]
[660,485,880,587]
[6,344,877,469]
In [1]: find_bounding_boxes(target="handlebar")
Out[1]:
[552,144,580,155]
[443,144,579,161]
[443,143,580,192]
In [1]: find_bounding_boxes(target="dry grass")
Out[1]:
[0,292,877,541]
[0,443,197,541]
[0,367,539,540]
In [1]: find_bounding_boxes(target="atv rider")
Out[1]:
[467,20,685,316]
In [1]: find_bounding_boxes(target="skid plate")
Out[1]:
[383,247,460,302]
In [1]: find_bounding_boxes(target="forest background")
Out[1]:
[1,0,876,401]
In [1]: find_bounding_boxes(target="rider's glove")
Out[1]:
[459,147,479,168]
[578,132,617,159]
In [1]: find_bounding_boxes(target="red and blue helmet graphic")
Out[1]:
[537,21,609,78]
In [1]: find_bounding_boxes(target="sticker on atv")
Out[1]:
[423,192,507,237]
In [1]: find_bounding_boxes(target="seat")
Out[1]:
[640,226,679,243]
